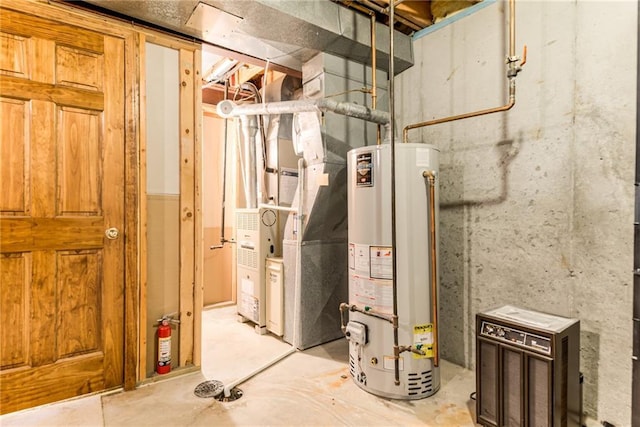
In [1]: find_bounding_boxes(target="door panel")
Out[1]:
[56,45,104,91]
[57,250,102,357]
[0,8,125,414]
[0,98,29,213]
[0,254,30,369]
[58,107,102,214]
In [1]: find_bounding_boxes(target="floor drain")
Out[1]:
[194,380,224,398]
[215,387,243,402]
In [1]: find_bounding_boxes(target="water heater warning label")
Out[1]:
[413,324,434,359]
[353,244,370,273]
[356,152,373,187]
[349,274,393,314]
[370,246,392,280]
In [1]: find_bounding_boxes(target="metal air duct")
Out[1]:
[80,0,414,73]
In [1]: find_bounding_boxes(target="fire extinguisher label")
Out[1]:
[158,336,171,365]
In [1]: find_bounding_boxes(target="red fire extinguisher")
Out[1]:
[156,316,173,375]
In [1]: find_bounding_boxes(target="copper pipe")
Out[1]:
[370,14,377,111]
[340,303,395,325]
[370,14,382,145]
[423,170,439,367]
[403,95,515,143]
[398,344,426,356]
[381,0,433,29]
[382,0,415,16]
[509,0,515,58]
[402,0,524,143]
[356,0,423,31]
[338,0,421,31]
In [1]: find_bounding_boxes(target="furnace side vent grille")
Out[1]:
[238,247,258,269]
[237,212,258,232]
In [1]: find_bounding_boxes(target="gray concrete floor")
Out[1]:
[1,305,478,426]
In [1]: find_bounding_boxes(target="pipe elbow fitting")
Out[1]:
[217,100,236,118]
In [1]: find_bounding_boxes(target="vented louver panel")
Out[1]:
[502,348,523,426]
[349,353,356,378]
[235,208,280,331]
[407,370,434,396]
[238,247,258,269]
[478,341,499,424]
[528,357,550,426]
[237,211,259,232]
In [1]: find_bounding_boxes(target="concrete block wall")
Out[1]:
[396,1,636,424]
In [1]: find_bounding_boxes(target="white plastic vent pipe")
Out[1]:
[217,99,391,142]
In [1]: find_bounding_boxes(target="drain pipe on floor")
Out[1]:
[220,345,297,398]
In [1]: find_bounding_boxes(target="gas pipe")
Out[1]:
[157,318,172,374]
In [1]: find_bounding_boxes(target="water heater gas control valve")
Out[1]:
[345,321,367,346]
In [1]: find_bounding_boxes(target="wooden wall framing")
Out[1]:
[137,33,203,379]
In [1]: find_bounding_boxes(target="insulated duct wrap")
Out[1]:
[281,112,351,348]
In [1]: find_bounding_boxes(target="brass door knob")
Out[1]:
[105,227,120,240]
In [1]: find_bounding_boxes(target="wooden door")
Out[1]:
[0,8,126,413]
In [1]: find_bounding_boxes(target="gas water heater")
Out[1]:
[343,143,440,399]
